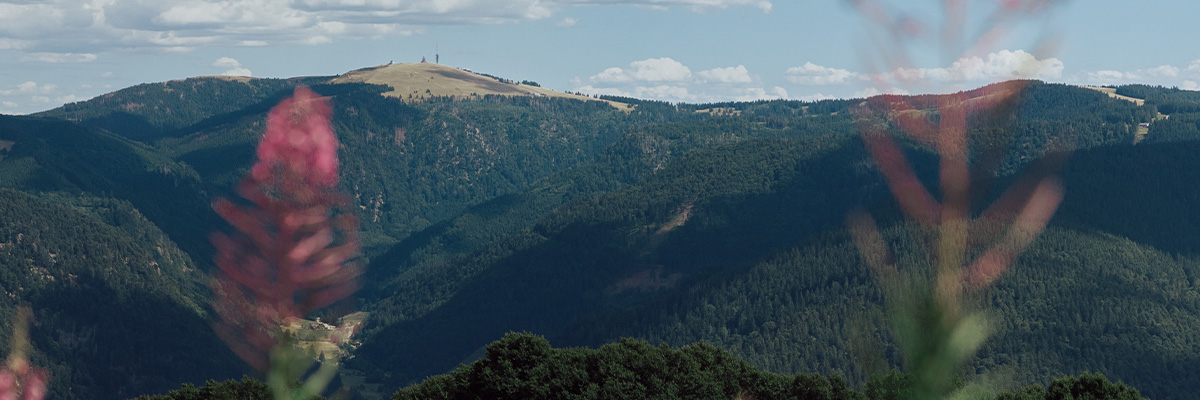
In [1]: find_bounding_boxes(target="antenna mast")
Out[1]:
[436,43,439,64]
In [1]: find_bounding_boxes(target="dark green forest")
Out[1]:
[143,334,1146,400]
[0,189,245,399]
[2,74,1198,399]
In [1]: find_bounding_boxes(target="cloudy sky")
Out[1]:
[1,0,1199,115]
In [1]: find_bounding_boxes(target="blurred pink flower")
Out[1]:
[212,86,359,371]
[0,368,46,400]
[1,308,47,400]
[251,86,340,189]
[851,81,1063,293]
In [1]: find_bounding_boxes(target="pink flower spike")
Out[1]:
[254,87,339,188]
[861,131,942,226]
[964,177,1063,289]
[212,85,360,373]
[17,370,46,400]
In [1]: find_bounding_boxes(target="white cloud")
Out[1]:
[798,93,836,102]
[855,87,909,98]
[1087,70,1125,82]
[1183,81,1199,91]
[57,94,88,103]
[32,96,51,103]
[892,50,1062,82]
[20,52,98,63]
[212,57,242,69]
[1,101,17,108]
[0,38,31,50]
[0,0,770,55]
[131,31,219,47]
[785,62,860,85]
[727,86,788,101]
[951,50,1060,80]
[556,17,578,27]
[1081,63,1197,86]
[780,50,1066,95]
[223,67,253,76]
[591,67,631,84]
[0,81,57,96]
[582,59,777,103]
[629,57,692,82]
[294,0,558,20]
[211,56,251,76]
[696,65,752,83]
[1080,64,1190,86]
[101,72,114,78]
[609,0,774,13]
[590,58,692,83]
[303,35,334,45]
[1146,65,1179,78]
[155,2,235,26]
[0,2,92,39]
[572,85,628,97]
[634,85,689,101]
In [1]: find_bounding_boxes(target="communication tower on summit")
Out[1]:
[436,43,439,64]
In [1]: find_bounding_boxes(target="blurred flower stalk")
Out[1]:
[844,1,1065,398]
[1,307,47,400]
[212,87,360,400]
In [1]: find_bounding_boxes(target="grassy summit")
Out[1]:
[330,62,631,110]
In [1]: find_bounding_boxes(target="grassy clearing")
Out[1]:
[0,140,13,162]
[279,312,385,399]
[695,107,741,116]
[281,311,369,362]
[178,75,256,84]
[1083,86,1146,106]
[1135,125,1150,144]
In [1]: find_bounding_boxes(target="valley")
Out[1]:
[1,67,1198,399]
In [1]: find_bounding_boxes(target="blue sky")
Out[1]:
[2,0,1199,115]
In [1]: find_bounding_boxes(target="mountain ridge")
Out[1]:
[328,62,632,110]
[5,76,1200,399]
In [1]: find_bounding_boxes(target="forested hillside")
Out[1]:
[389,333,1146,400]
[34,77,302,143]
[0,116,216,257]
[4,72,1197,399]
[0,189,245,399]
[139,333,1147,400]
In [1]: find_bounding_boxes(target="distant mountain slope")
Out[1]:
[353,130,1200,399]
[0,115,216,257]
[147,86,645,253]
[554,223,1200,400]
[350,133,893,384]
[33,77,303,142]
[358,103,861,307]
[357,81,1149,335]
[1048,139,1200,256]
[29,67,647,259]
[18,74,1197,400]
[347,82,1195,397]
[0,189,245,400]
